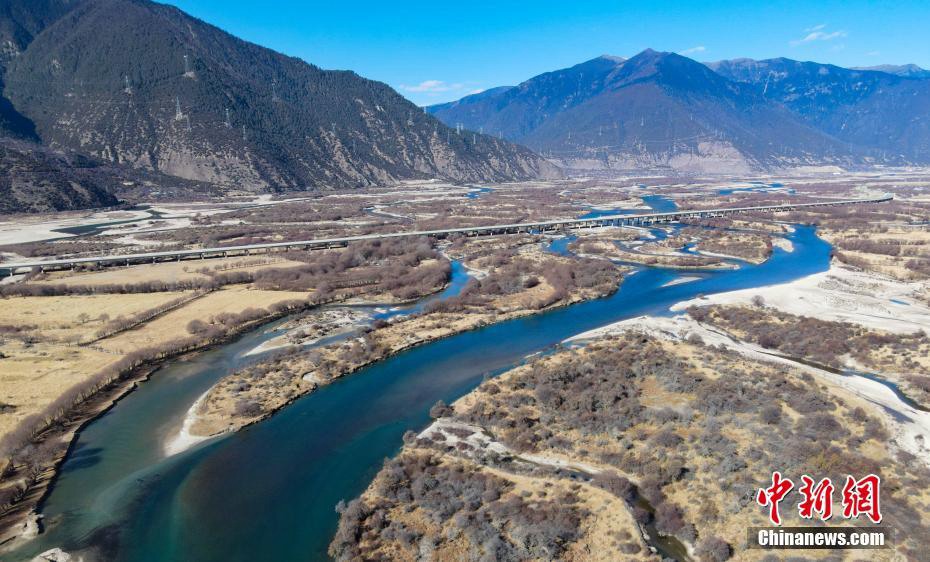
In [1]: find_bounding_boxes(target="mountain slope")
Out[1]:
[0,0,557,201]
[430,55,627,141]
[430,50,856,173]
[708,58,930,162]
[0,138,118,213]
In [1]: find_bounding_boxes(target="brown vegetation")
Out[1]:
[189,238,625,438]
[687,305,930,407]
[333,332,930,560]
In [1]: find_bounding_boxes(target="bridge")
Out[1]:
[1,195,892,276]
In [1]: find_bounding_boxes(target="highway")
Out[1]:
[1,195,892,276]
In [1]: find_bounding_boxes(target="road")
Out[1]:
[1,195,892,275]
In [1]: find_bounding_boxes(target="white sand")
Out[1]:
[0,209,151,246]
[163,391,215,456]
[460,262,489,279]
[772,237,794,252]
[420,419,604,475]
[245,308,370,356]
[661,276,701,288]
[672,263,930,334]
[567,314,930,464]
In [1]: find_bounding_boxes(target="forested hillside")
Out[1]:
[0,0,557,212]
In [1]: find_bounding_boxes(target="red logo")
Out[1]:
[757,472,882,525]
[841,474,882,524]
[757,471,794,525]
[798,475,834,521]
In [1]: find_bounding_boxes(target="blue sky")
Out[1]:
[167,0,930,106]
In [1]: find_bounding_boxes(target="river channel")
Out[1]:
[9,224,832,561]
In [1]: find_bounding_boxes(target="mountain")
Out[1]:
[851,64,930,79]
[429,50,857,173]
[0,0,73,141]
[0,138,118,213]
[707,58,930,162]
[0,0,557,213]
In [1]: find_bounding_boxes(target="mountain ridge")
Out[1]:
[429,49,867,173]
[0,0,558,213]
[429,49,930,172]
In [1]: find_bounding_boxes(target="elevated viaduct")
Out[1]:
[1,195,892,276]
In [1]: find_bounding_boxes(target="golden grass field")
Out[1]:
[0,342,117,437]
[97,286,311,353]
[822,226,930,281]
[0,255,314,442]
[38,256,306,286]
[0,292,192,343]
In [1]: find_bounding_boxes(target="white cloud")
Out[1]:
[400,80,464,93]
[866,50,881,57]
[679,45,706,55]
[791,26,847,46]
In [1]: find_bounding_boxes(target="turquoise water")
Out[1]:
[373,260,472,320]
[576,193,678,219]
[641,194,678,212]
[465,187,494,199]
[9,226,831,562]
[717,183,794,196]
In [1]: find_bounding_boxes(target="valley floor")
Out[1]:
[1,172,929,560]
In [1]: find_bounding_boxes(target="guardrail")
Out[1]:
[1,195,892,276]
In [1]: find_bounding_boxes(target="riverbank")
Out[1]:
[671,260,930,334]
[4,223,843,561]
[569,313,930,462]
[334,324,929,560]
[183,255,626,443]
[0,236,463,549]
[0,295,313,551]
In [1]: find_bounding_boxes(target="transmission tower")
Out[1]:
[174,97,184,121]
[225,108,231,128]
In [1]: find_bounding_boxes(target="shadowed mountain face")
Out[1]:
[431,50,930,173]
[0,0,557,213]
[0,0,73,141]
[0,138,119,213]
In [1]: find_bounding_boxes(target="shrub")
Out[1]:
[695,536,732,562]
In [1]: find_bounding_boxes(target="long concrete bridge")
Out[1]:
[1,195,892,276]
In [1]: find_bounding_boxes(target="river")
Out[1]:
[8,225,831,562]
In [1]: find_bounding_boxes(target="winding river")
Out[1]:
[9,224,832,562]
